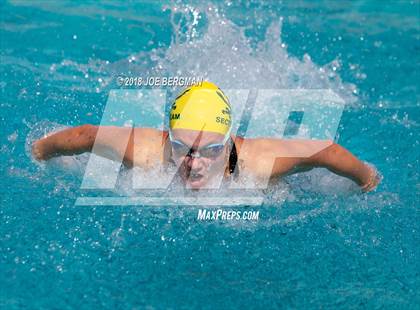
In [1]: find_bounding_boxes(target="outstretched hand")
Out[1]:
[361,166,381,192]
[32,138,51,161]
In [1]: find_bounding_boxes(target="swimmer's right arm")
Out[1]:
[32,125,134,166]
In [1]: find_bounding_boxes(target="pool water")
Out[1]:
[1,1,419,308]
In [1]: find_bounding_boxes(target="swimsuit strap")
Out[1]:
[228,139,239,179]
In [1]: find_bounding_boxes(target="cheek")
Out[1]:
[207,157,226,174]
[173,157,188,172]
[172,157,183,166]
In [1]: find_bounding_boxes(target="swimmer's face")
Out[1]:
[170,129,229,189]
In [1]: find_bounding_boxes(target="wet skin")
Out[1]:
[32,125,380,192]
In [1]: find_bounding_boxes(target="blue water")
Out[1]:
[1,1,419,309]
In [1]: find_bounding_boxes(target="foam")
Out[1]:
[23,4,373,217]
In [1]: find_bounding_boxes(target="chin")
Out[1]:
[185,176,208,190]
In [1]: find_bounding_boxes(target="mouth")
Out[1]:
[186,171,206,187]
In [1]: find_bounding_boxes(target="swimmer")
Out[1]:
[32,82,380,192]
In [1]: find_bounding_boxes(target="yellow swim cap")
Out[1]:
[169,81,232,136]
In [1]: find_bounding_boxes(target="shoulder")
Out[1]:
[239,137,333,158]
[133,127,166,137]
[131,128,168,168]
[236,137,289,159]
[133,128,167,142]
[235,137,306,178]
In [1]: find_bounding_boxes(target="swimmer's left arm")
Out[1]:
[252,139,379,191]
[300,142,380,192]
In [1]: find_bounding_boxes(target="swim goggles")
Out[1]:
[169,135,230,159]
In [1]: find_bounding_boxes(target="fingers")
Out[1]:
[32,140,46,161]
[361,167,381,192]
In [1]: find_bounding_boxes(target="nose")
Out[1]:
[186,156,205,171]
